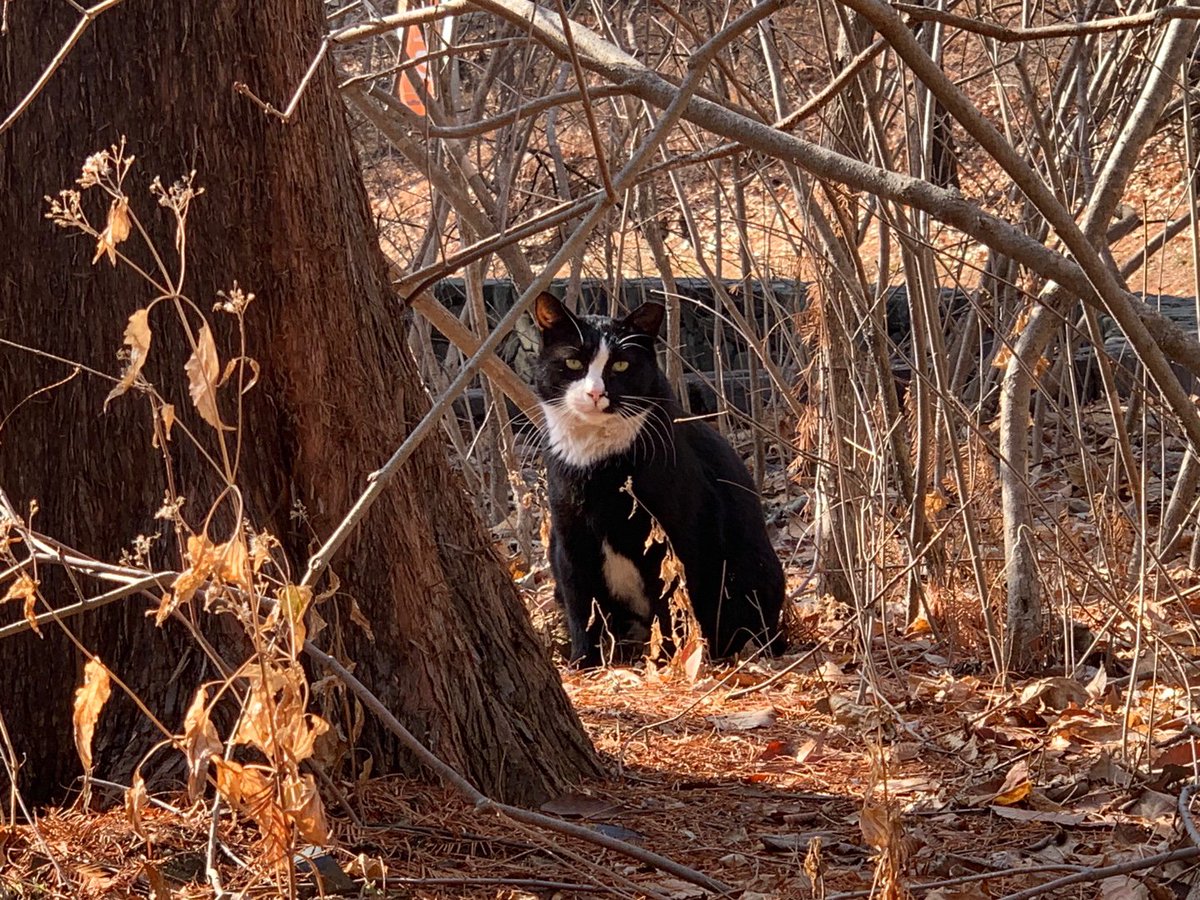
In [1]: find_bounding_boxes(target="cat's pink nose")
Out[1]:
[587,388,605,403]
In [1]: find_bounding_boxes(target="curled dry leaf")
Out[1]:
[214,761,329,858]
[1,572,38,606]
[126,770,149,842]
[859,800,899,851]
[158,534,214,625]
[182,687,222,801]
[214,759,291,861]
[92,196,131,266]
[157,532,251,625]
[992,759,1033,806]
[184,324,226,431]
[283,772,330,845]
[215,534,251,590]
[104,308,152,409]
[23,592,38,636]
[348,594,374,641]
[345,853,387,880]
[668,630,704,684]
[234,664,330,765]
[141,862,170,900]
[278,584,312,654]
[160,403,175,441]
[2,573,41,636]
[1018,676,1090,712]
[73,658,112,772]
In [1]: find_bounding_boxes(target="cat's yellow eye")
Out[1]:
[565,357,584,370]
[611,360,630,372]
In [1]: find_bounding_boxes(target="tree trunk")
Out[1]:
[0,0,598,806]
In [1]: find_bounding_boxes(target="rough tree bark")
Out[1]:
[0,0,599,805]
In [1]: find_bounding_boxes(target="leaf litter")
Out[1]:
[10,471,1200,899]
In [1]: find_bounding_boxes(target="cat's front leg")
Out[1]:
[550,531,609,667]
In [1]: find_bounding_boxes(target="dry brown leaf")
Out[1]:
[126,770,149,842]
[1,572,37,606]
[160,403,175,440]
[215,535,251,590]
[160,532,250,625]
[104,308,151,409]
[345,854,387,880]
[992,759,1032,806]
[73,658,112,771]
[859,801,898,850]
[283,772,330,845]
[184,324,225,430]
[1153,738,1200,769]
[214,759,290,860]
[182,687,222,801]
[152,591,177,627]
[3,573,41,636]
[233,665,329,765]
[92,197,131,266]
[159,534,215,625]
[349,595,374,641]
[22,591,39,636]
[141,861,170,900]
[669,630,704,684]
[278,584,312,654]
[707,707,778,731]
[1019,676,1090,712]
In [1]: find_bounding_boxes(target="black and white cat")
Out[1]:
[532,291,786,667]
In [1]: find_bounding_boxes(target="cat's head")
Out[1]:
[532,292,667,467]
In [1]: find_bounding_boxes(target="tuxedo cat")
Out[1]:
[532,291,786,667]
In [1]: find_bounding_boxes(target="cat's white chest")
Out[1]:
[602,540,651,618]
[541,402,649,468]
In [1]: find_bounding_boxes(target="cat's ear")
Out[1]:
[623,302,665,338]
[533,292,572,331]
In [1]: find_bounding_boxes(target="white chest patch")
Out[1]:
[602,540,651,618]
[541,339,650,468]
[541,404,650,468]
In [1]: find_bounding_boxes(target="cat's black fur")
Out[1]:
[533,291,786,667]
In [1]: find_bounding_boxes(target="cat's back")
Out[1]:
[674,419,757,495]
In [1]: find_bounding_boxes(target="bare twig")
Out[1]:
[1180,780,1200,849]
[553,0,616,202]
[894,2,1200,43]
[329,0,469,45]
[234,37,330,124]
[0,0,126,137]
[995,847,1200,900]
[0,571,173,641]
